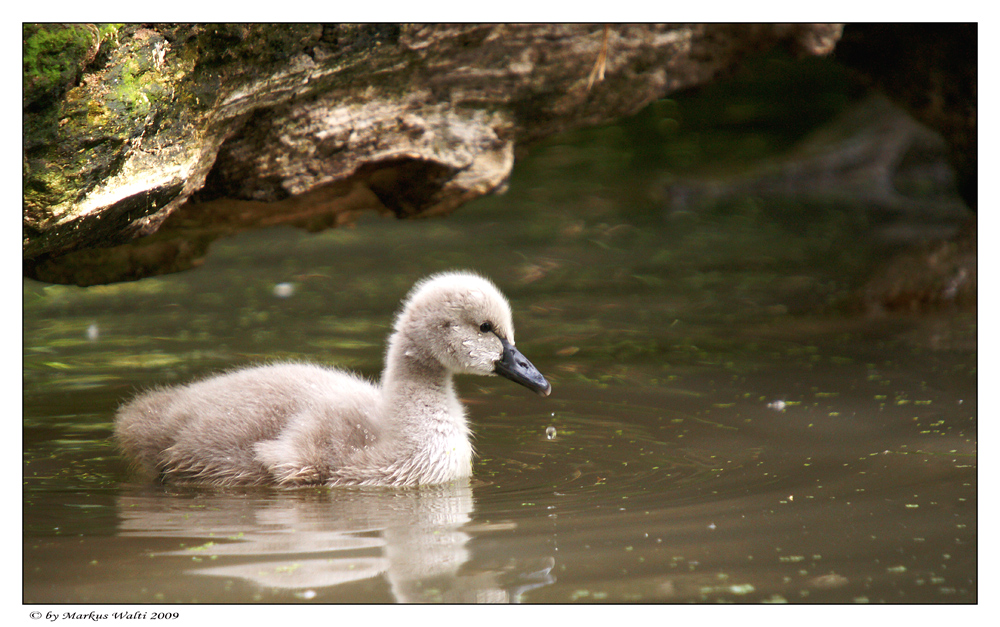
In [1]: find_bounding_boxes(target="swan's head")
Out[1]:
[392,271,551,396]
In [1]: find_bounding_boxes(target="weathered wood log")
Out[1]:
[23,23,843,285]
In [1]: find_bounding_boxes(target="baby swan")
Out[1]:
[114,271,550,487]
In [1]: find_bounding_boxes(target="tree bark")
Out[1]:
[23,23,843,285]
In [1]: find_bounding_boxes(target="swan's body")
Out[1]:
[114,272,550,487]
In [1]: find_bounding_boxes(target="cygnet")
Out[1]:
[114,271,551,487]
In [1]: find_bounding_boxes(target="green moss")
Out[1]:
[106,57,154,117]
[23,24,120,109]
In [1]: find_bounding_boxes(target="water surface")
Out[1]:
[23,205,976,604]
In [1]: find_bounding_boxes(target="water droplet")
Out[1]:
[273,282,295,298]
[546,426,557,440]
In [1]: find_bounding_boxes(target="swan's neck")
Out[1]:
[382,358,458,417]
[382,336,453,402]
[379,335,472,482]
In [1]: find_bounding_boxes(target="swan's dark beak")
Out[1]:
[493,335,551,397]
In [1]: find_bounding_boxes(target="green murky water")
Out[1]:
[23,55,976,605]
[22,215,977,604]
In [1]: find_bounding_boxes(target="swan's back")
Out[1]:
[117,363,382,484]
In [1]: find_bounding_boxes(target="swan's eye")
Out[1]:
[479,322,493,333]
